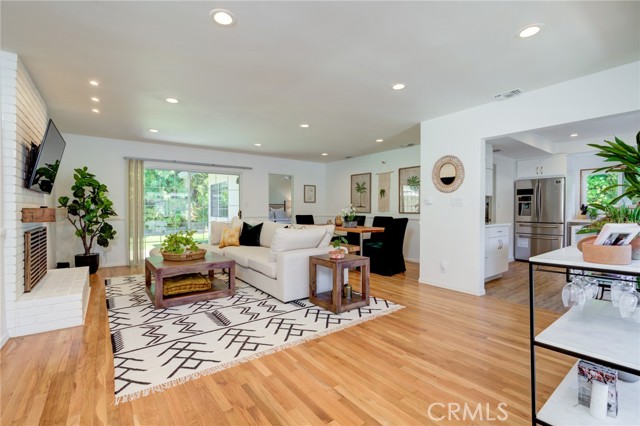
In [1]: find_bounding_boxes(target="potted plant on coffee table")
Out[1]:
[160,230,206,261]
[58,167,117,274]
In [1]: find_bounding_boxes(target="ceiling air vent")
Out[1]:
[493,88,523,101]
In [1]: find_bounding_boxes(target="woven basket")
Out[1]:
[161,248,206,262]
[163,273,211,296]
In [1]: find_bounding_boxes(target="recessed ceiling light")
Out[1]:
[391,83,406,90]
[209,9,236,26]
[376,139,384,143]
[321,153,328,156]
[300,123,310,128]
[148,129,159,133]
[91,108,100,114]
[91,97,100,102]
[89,80,99,86]
[254,143,262,146]
[570,133,578,137]
[165,98,179,104]
[518,24,543,38]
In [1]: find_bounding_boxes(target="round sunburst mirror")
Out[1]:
[432,155,465,193]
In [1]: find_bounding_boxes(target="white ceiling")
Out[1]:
[2,1,639,162]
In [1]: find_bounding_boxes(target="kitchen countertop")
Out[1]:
[485,223,510,228]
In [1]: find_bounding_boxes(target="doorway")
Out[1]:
[268,174,293,223]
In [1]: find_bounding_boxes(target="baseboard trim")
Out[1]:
[0,332,9,349]
[405,258,419,264]
[418,277,485,296]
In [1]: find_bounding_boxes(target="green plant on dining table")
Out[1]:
[341,204,356,222]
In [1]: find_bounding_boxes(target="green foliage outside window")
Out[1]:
[586,173,620,206]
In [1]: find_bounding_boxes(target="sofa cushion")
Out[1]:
[239,222,263,246]
[268,227,326,262]
[315,224,335,247]
[247,251,277,279]
[209,221,230,244]
[219,227,241,248]
[260,220,286,247]
[223,246,269,268]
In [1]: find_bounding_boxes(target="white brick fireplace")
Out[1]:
[1,51,90,343]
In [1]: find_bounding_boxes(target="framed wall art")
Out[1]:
[399,166,420,214]
[350,173,371,213]
[303,185,316,203]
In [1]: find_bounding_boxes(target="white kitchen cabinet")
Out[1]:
[517,154,567,178]
[484,224,509,279]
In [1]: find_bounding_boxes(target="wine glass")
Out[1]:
[619,291,639,319]
[611,281,634,308]
[562,280,587,310]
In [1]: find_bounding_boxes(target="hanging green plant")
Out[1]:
[379,188,386,198]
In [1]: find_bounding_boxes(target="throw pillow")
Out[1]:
[209,221,230,244]
[219,227,241,248]
[239,222,263,246]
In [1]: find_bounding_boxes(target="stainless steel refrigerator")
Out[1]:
[515,177,565,260]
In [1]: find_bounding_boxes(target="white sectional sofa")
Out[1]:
[154,219,336,302]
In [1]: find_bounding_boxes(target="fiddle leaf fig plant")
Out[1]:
[161,230,199,254]
[58,167,117,255]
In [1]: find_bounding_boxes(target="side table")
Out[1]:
[309,254,370,314]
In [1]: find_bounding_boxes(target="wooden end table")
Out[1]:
[309,254,370,314]
[144,252,235,309]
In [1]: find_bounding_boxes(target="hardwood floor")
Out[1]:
[485,261,568,313]
[1,262,572,425]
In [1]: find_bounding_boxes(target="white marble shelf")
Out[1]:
[538,363,640,426]
[536,300,640,371]
[529,246,640,274]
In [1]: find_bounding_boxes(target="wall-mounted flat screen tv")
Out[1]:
[26,119,66,194]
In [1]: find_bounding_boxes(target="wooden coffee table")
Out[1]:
[144,252,235,309]
[309,254,370,314]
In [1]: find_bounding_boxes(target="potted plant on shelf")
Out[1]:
[341,204,357,228]
[58,167,117,274]
[328,236,348,259]
[160,230,206,261]
[582,132,640,259]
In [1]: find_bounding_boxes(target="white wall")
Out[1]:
[1,52,52,342]
[420,61,640,296]
[325,145,421,262]
[493,153,516,261]
[54,135,326,267]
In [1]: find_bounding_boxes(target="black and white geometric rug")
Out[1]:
[106,274,403,404]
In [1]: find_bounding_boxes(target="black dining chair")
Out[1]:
[369,216,393,243]
[363,218,409,276]
[345,215,367,245]
[295,214,315,225]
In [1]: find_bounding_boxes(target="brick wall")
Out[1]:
[1,51,53,340]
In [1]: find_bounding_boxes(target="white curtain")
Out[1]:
[127,159,145,266]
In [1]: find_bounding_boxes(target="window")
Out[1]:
[142,166,241,255]
[580,168,625,207]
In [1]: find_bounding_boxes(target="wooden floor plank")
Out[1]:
[1,261,569,425]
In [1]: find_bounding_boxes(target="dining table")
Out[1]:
[334,225,385,255]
